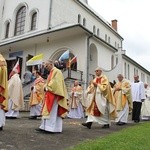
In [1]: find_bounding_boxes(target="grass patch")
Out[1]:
[68,122,150,150]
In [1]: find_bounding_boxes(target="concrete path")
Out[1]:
[0,112,135,150]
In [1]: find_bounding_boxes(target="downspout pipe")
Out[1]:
[86,34,93,88]
[0,0,5,38]
[48,0,53,29]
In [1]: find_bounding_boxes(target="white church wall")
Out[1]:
[41,34,87,82]
[122,58,149,84]
[0,0,5,36]
[90,38,115,70]
[52,0,122,49]
[0,0,149,85]
[0,0,50,40]
[2,33,88,81]
[1,0,122,55]
[35,34,87,79]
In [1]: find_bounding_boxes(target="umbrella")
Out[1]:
[26,53,43,66]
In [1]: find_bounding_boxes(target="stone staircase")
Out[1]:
[22,82,33,111]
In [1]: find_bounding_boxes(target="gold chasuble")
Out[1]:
[87,75,116,119]
[114,79,132,112]
[42,67,68,118]
[70,85,83,109]
[29,76,45,106]
[0,54,8,111]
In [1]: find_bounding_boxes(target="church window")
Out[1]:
[111,55,114,69]
[115,41,117,48]
[78,14,81,24]
[105,34,107,42]
[141,73,145,82]
[14,6,26,36]
[108,36,111,44]
[93,25,96,34]
[97,28,100,37]
[124,62,127,78]
[83,18,86,26]
[116,57,118,65]
[118,43,120,49]
[5,22,10,38]
[31,12,37,30]
[128,64,130,79]
[134,68,138,76]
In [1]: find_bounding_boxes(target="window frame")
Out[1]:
[31,12,37,31]
[5,21,10,38]
[14,6,26,36]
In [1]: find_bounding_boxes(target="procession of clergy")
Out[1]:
[0,53,150,133]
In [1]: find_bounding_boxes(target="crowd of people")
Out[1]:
[0,53,150,134]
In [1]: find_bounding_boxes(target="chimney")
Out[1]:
[111,20,118,31]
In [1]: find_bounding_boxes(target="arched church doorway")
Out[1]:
[50,48,77,71]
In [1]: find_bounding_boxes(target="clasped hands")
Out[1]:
[92,82,98,87]
[114,87,121,92]
[44,85,48,92]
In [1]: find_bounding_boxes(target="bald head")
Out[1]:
[117,74,124,82]
[95,67,102,76]
[134,75,139,82]
[144,83,148,88]
[45,59,54,71]
[74,80,79,86]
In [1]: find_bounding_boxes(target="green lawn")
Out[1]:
[68,122,150,150]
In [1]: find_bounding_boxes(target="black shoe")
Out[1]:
[44,130,55,134]
[37,115,42,118]
[102,124,109,129]
[29,116,37,120]
[35,128,55,134]
[35,128,45,132]
[116,122,120,125]
[118,122,126,126]
[82,122,92,129]
[6,116,17,119]
[0,126,3,131]
[134,120,139,123]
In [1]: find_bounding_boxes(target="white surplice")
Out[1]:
[39,99,62,133]
[30,104,42,116]
[5,99,19,117]
[0,106,5,127]
[115,102,129,123]
[131,81,145,102]
[141,87,150,120]
[67,102,84,119]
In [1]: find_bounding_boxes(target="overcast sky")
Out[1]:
[88,0,150,71]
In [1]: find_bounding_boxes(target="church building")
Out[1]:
[0,0,150,89]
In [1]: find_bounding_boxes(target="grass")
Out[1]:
[68,122,150,150]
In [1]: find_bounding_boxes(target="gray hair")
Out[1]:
[46,59,54,65]
[117,74,123,78]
